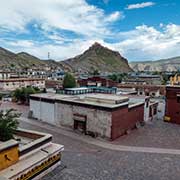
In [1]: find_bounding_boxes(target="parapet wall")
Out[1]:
[0,140,19,171]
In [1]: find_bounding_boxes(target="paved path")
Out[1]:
[20,117,180,156]
[3,102,180,180]
[18,117,180,180]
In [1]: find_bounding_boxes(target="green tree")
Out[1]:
[152,71,160,75]
[0,109,20,141]
[10,63,15,68]
[108,73,127,83]
[13,86,40,104]
[92,69,100,76]
[108,74,118,82]
[63,73,76,88]
[23,87,36,103]
[33,86,41,92]
[161,73,169,85]
[13,88,22,102]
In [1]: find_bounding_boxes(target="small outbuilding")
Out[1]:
[30,93,144,140]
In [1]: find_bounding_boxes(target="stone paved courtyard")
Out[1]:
[20,120,180,180]
[1,102,180,180]
[113,120,180,149]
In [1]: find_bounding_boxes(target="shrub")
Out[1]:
[0,109,20,141]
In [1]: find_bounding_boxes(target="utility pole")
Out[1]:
[48,52,50,60]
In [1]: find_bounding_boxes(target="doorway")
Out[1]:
[73,114,87,134]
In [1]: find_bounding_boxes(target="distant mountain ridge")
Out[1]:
[1,45,179,73]
[63,42,132,73]
[0,43,132,73]
[130,56,180,72]
[0,47,72,71]
[0,47,45,69]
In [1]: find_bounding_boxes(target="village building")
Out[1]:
[165,85,180,124]
[116,88,137,95]
[170,74,180,85]
[0,128,64,180]
[123,74,162,85]
[117,87,162,121]
[0,71,12,80]
[118,84,166,97]
[29,93,144,140]
[26,69,47,79]
[51,70,65,80]
[45,79,63,90]
[57,87,117,95]
[126,95,159,122]
[78,76,118,88]
[0,78,45,91]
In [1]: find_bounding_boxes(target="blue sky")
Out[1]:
[0,0,179,61]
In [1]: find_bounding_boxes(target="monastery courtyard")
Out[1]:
[1,102,180,180]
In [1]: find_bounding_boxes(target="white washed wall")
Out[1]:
[30,99,41,119]
[30,99,55,124]
[57,103,112,138]
[144,104,150,122]
[30,99,112,138]
[157,99,165,120]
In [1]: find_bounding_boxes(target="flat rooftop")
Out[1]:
[65,87,89,91]
[84,94,129,103]
[30,93,144,109]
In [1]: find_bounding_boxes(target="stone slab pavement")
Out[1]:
[18,118,180,180]
[2,102,180,180]
[20,117,180,156]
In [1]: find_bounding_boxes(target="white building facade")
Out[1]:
[0,78,45,91]
[29,93,145,140]
[30,96,112,138]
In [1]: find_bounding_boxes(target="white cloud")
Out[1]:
[0,0,123,59]
[159,23,164,28]
[106,11,123,22]
[126,2,155,10]
[112,24,180,61]
[8,40,34,48]
[2,24,180,61]
[0,1,179,62]
[2,37,113,60]
[47,34,66,45]
[0,0,122,38]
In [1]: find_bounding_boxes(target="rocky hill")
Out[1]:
[0,47,72,71]
[0,47,45,69]
[0,43,132,73]
[130,56,180,72]
[63,42,132,73]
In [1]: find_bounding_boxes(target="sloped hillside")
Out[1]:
[0,47,45,69]
[0,47,72,71]
[63,42,132,73]
[130,56,180,72]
